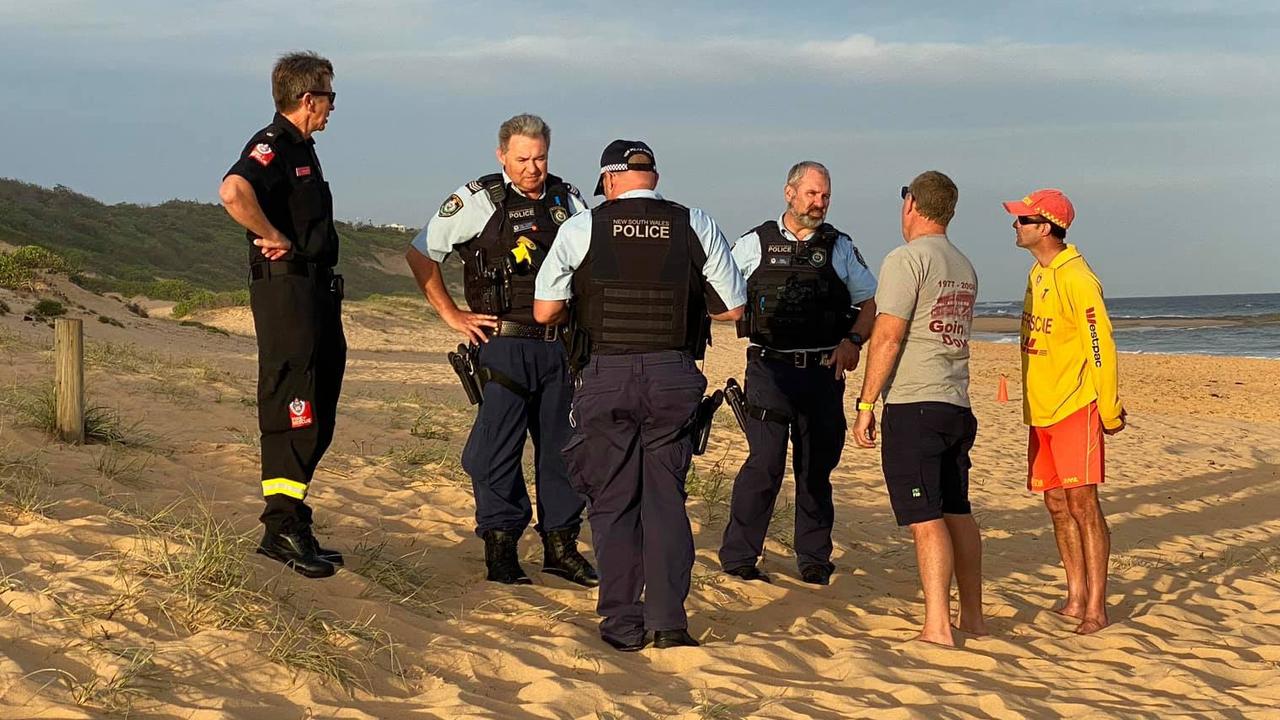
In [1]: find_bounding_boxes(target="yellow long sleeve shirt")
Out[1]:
[1020,245,1125,429]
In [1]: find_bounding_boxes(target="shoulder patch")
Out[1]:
[249,143,275,167]
[852,244,869,269]
[439,193,464,218]
[566,183,581,197]
[466,180,485,194]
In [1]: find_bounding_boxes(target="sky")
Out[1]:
[1,0,1277,300]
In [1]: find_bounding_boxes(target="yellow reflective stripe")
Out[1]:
[262,478,308,500]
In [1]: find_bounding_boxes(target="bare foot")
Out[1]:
[955,619,989,637]
[915,628,956,647]
[1074,615,1109,635]
[1053,602,1086,619]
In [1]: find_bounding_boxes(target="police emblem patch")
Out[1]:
[809,248,828,267]
[439,194,463,218]
[249,143,275,166]
[852,245,868,269]
[550,205,570,225]
[288,398,313,429]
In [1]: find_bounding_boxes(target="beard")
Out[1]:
[790,206,825,230]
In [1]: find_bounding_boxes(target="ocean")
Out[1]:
[974,292,1280,359]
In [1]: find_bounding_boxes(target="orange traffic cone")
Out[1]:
[996,374,1009,403]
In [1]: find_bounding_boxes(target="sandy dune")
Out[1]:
[1,282,1278,718]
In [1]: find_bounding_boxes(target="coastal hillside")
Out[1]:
[0,179,422,300]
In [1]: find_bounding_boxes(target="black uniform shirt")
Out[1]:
[225,113,339,268]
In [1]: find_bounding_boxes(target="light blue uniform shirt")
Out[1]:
[732,213,878,351]
[410,172,589,262]
[535,189,747,311]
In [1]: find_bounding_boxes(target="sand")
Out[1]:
[1,279,1278,719]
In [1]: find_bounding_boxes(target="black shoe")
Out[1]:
[725,564,771,583]
[602,633,649,652]
[256,530,336,579]
[800,564,832,585]
[541,527,599,588]
[482,529,532,585]
[653,629,700,649]
[296,527,344,566]
[315,545,345,566]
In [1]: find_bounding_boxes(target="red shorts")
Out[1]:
[1028,402,1105,492]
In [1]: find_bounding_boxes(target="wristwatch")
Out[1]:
[846,331,865,347]
[856,398,875,412]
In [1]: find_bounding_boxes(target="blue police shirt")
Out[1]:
[410,172,589,262]
[731,213,878,351]
[535,189,747,311]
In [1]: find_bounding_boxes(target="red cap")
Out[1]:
[1002,188,1075,229]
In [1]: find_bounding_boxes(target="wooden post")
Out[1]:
[54,318,84,444]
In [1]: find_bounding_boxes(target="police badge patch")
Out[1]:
[809,248,828,267]
[550,205,570,225]
[852,245,869,269]
[439,194,463,218]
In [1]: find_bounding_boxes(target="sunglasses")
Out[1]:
[298,90,336,103]
[900,185,910,199]
[1014,215,1047,226]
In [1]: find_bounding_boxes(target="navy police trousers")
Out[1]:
[461,336,585,537]
[562,351,706,647]
[719,350,846,573]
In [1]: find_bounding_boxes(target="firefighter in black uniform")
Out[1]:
[219,51,346,579]
[533,140,746,651]
[718,161,878,586]
[405,114,597,587]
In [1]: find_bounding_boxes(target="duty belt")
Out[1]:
[250,261,332,282]
[492,320,564,342]
[749,346,833,369]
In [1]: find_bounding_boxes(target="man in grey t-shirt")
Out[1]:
[852,171,987,647]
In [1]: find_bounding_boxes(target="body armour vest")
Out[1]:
[737,221,856,350]
[461,173,576,325]
[571,197,710,357]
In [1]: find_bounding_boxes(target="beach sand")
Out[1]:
[1,280,1278,718]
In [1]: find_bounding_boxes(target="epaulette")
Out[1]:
[470,173,506,206]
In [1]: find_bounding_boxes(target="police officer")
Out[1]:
[405,114,597,587]
[718,161,878,586]
[219,51,346,579]
[533,140,746,651]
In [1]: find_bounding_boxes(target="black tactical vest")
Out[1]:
[737,221,856,350]
[571,197,710,357]
[461,173,576,325]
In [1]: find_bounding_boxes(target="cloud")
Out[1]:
[348,31,1273,100]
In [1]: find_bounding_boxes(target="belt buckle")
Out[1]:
[793,351,807,369]
[543,324,558,342]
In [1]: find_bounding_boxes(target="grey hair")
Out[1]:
[498,114,551,151]
[786,161,830,188]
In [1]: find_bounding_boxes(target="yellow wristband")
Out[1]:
[856,400,875,412]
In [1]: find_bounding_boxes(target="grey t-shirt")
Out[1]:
[874,234,978,407]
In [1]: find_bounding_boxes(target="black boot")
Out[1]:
[256,528,336,579]
[298,526,344,566]
[541,526,599,588]
[483,529,532,585]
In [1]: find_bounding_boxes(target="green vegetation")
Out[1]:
[0,178,420,300]
[32,298,66,318]
[0,243,75,289]
[0,382,157,447]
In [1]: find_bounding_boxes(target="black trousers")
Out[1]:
[719,350,846,573]
[250,270,346,534]
[562,351,705,646]
[460,336,584,537]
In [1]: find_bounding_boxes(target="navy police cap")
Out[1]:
[594,139,657,196]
